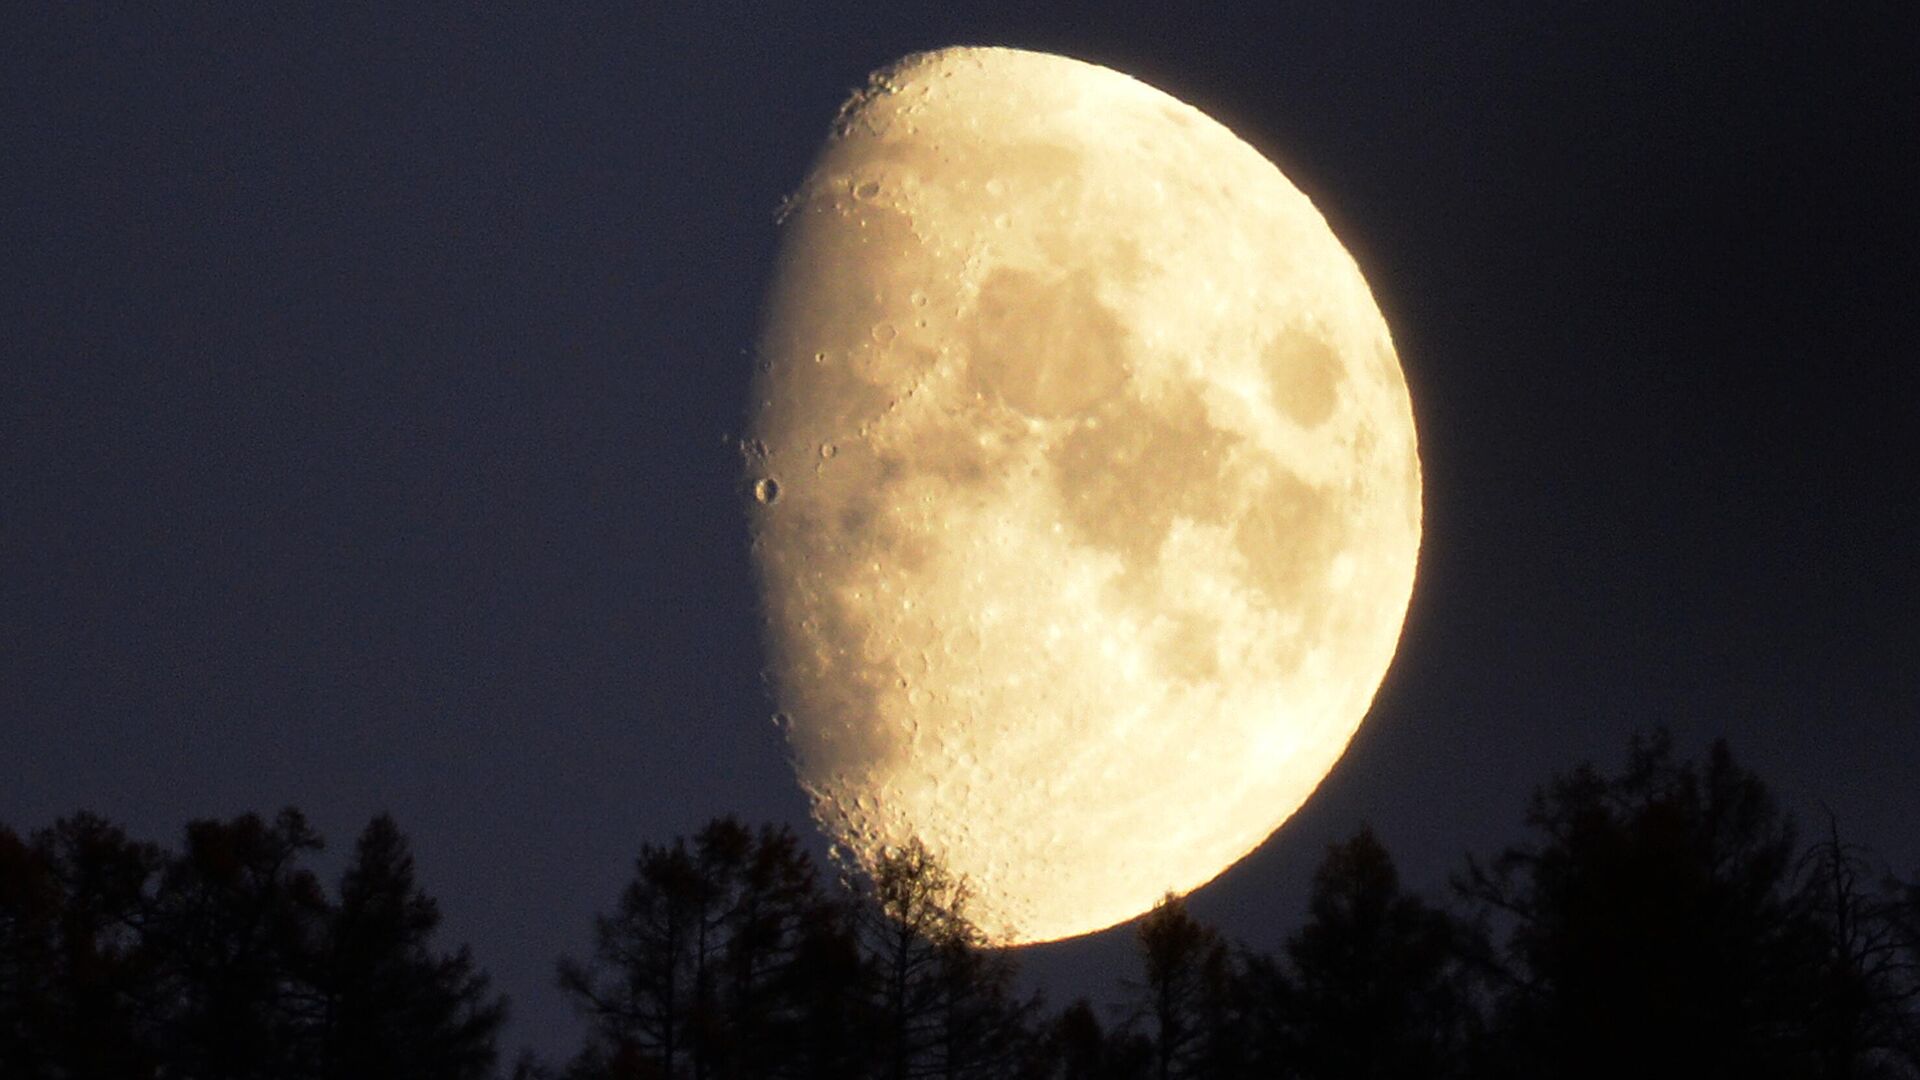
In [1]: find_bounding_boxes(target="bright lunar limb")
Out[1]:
[747,47,1420,944]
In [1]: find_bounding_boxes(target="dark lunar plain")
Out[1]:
[5,2,1917,1060]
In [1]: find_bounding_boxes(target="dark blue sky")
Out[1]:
[6,2,1917,1060]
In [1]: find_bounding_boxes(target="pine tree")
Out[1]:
[1274,827,1475,1078]
[1128,894,1236,1080]
[853,839,1041,1079]
[150,808,331,1079]
[318,814,506,1080]
[1457,733,1817,1078]
[0,815,167,1078]
[560,818,852,1079]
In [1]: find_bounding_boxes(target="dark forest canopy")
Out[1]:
[0,808,505,1079]
[4,732,1919,1079]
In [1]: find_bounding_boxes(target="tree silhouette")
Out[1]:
[560,818,859,1079]
[1126,893,1237,1080]
[151,808,332,1078]
[1264,826,1477,1079]
[558,831,719,1077]
[0,814,167,1079]
[0,808,506,1079]
[777,892,867,1079]
[705,819,850,1078]
[9,728,1920,1079]
[0,824,54,1075]
[318,814,506,1080]
[849,838,1041,1079]
[1884,871,1920,1073]
[560,825,1046,1079]
[1047,997,1151,1080]
[1791,817,1920,1078]
[1456,732,1820,1078]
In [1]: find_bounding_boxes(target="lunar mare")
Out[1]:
[748,47,1420,944]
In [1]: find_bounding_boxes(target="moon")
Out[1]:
[746,47,1420,944]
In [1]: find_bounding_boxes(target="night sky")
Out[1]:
[6,2,1917,1060]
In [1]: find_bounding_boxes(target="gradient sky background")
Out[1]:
[6,2,1917,1061]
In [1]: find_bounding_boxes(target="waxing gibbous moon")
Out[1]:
[746,47,1420,944]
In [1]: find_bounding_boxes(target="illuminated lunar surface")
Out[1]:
[747,47,1420,944]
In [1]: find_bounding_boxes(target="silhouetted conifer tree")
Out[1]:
[18,727,1920,1080]
[0,814,166,1078]
[1048,997,1151,1080]
[1266,826,1476,1079]
[318,813,506,1080]
[151,808,331,1078]
[560,818,857,1079]
[1126,894,1237,1080]
[701,818,857,1078]
[1456,732,1818,1078]
[852,838,1042,1080]
[1,808,506,1080]
[559,834,708,1077]
[778,897,867,1079]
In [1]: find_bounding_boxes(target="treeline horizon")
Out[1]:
[5,729,1918,1079]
